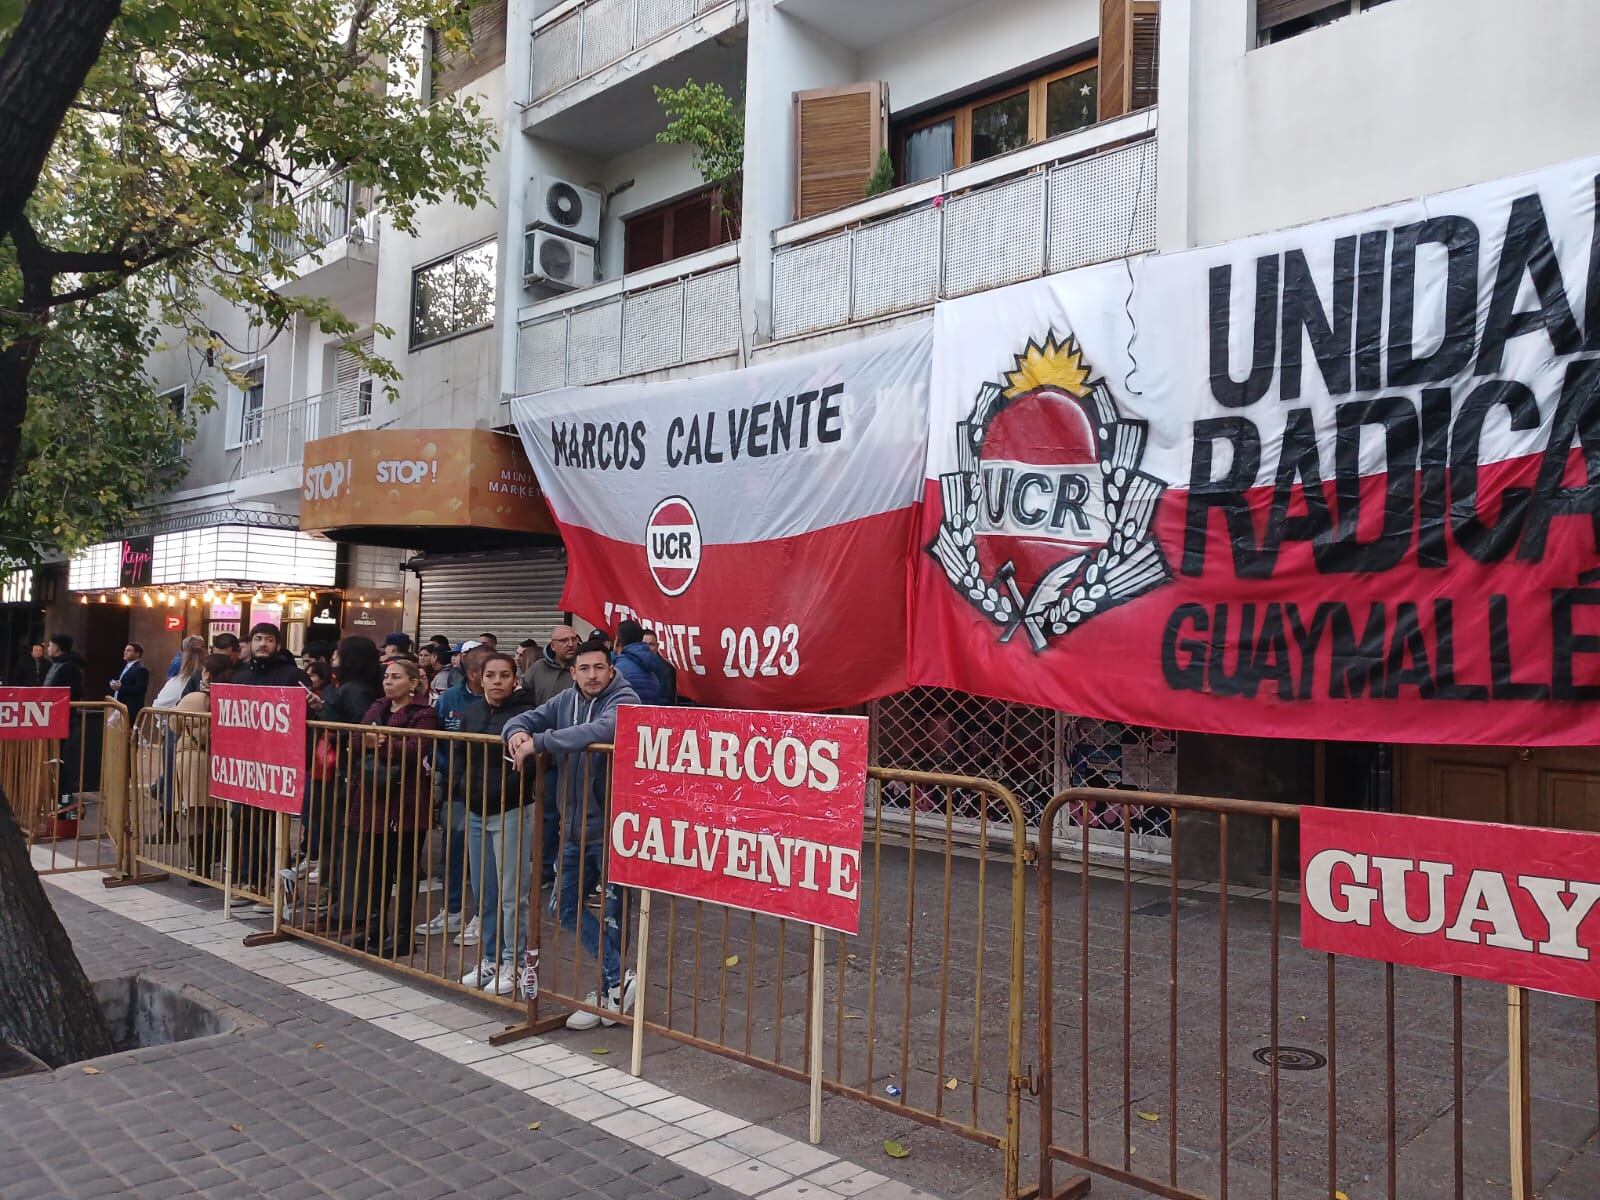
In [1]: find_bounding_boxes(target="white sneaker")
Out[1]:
[565,970,637,1031]
[417,877,445,894]
[306,864,321,885]
[293,858,316,881]
[414,909,463,937]
[485,960,516,997]
[461,958,497,989]
[246,902,276,917]
[453,915,481,947]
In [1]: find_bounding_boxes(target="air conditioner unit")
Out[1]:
[525,174,601,244]
[523,230,596,291]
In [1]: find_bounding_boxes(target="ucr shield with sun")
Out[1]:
[929,333,1174,650]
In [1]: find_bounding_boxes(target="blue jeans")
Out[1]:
[443,800,467,915]
[466,805,534,964]
[558,838,623,992]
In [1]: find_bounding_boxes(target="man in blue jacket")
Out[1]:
[505,636,638,1030]
[611,619,672,705]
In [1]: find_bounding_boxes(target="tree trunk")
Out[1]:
[0,0,122,238]
[0,789,114,1067]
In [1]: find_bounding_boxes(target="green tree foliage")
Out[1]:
[654,78,744,219]
[0,0,496,563]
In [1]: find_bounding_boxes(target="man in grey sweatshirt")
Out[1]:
[505,637,639,1030]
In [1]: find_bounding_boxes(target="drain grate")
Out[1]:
[1251,1045,1327,1071]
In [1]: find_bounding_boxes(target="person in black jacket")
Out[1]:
[43,635,86,809]
[230,622,311,688]
[300,636,383,924]
[443,652,537,997]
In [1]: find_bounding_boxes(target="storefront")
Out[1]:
[64,513,339,678]
[300,427,560,645]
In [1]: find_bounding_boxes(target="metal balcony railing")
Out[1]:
[239,380,373,478]
[514,245,741,395]
[530,0,735,102]
[770,113,1158,341]
[269,172,378,263]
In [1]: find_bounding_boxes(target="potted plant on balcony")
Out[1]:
[654,79,744,236]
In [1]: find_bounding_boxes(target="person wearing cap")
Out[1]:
[382,632,413,660]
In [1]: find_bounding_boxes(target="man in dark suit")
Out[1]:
[110,642,150,719]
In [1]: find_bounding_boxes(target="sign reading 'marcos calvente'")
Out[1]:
[914,152,1600,746]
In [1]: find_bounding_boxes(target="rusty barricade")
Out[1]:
[12,700,130,877]
[1033,786,1600,1200]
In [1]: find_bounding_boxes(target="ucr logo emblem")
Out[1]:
[929,333,1173,650]
[647,496,701,596]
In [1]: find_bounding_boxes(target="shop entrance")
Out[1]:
[1397,744,1600,831]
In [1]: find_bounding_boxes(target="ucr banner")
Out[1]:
[208,684,306,814]
[609,706,868,934]
[1302,808,1600,1002]
[0,687,69,739]
[511,322,931,711]
[914,153,1600,745]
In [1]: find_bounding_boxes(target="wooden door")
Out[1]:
[1398,745,1600,832]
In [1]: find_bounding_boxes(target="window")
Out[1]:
[622,186,739,274]
[160,385,187,454]
[428,0,507,99]
[1258,0,1395,45]
[410,240,497,349]
[896,59,1099,185]
[223,362,265,451]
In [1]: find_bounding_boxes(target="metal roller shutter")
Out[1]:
[415,550,568,646]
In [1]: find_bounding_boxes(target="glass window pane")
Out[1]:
[970,90,1030,163]
[411,259,454,344]
[1046,67,1098,138]
[453,242,497,331]
[904,120,955,183]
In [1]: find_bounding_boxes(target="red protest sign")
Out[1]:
[208,684,306,814]
[610,706,868,934]
[1301,808,1600,1002]
[0,687,70,740]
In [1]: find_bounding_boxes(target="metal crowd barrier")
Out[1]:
[14,700,128,876]
[1033,786,1600,1200]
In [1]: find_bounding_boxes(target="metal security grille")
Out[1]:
[414,551,568,646]
[869,686,1176,860]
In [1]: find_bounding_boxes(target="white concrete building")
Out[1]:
[45,0,1600,855]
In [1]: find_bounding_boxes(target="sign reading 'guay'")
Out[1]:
[208,684,306,814]
[609,706,868,934]
[1301,808,1600,1002]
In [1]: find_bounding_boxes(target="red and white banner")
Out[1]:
[0,687,70,740]
[914,153,1600,745]
[1302,808,1600,1002]
[511,323,930,710]
[209,684,306,814]
[609,706,868,934]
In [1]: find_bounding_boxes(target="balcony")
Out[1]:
[770,111,1157,341]
[239,381,373,480]
[269,172,380,308]
[525,0,745,148]
[514,244,741,394]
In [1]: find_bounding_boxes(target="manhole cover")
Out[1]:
[1251,1045,1327,1071]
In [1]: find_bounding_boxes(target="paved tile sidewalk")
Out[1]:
[5,866,933,1200]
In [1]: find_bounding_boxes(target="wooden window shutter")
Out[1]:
[1130,3,1159,111]
[793,82,887,221]
[1257,0,1349,38]
[431,0,508,97]
[624,209,669,273]
[669,193,716,259]
[1097,0,1132,122]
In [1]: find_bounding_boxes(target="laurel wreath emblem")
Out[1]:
[928,334,1174,650]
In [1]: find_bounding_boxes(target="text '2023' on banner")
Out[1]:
[608,706,869,935]
[208,684,306,814]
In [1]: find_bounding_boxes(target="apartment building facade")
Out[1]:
[42,0,1600,866]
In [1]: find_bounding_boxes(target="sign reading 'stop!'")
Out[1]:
[609,706,869,934]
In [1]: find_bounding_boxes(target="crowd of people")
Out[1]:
[112,616,678,1029]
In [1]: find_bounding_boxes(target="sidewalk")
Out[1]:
[7,866,954,1200]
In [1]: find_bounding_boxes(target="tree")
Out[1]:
[655,78,744,224]
[0,0,495,1064]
